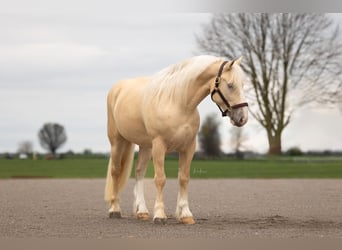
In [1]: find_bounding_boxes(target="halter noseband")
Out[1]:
[210,61,249,117]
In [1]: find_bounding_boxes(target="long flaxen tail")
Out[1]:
[104,144,135,202]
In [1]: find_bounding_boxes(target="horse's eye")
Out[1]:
[227,83,234,90]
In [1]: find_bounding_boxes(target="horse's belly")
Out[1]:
[118,122,152,147]
[114,101,152,147]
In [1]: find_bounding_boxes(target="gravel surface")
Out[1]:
[1,179,342,238]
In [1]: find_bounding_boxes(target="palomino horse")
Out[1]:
[104,55,248,224]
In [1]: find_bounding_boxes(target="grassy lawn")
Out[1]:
[0,157,342,179]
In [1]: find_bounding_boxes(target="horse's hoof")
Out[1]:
[180,217,195,225]
[137,213,150,221]
[153,217,167,225]
[109,211,122,218]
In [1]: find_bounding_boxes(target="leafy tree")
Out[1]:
[83,149,93,155]
[38,123,67,157]
[286,147,303,156]
[230,127,248,158]
[198,114,222,157]
[197,14,342,155]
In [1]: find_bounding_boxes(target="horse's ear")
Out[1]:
[227,60,235,70]
[227,56,242,70]
[235,56,243,65]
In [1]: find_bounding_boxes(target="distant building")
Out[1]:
[19,153,28,160]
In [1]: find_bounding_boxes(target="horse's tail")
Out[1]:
[104,144,135,202]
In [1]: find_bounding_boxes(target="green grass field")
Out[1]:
[1,157,342,179]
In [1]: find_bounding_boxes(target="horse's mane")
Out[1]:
[145,55,222,105]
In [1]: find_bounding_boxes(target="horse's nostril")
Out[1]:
[239,117,244,124]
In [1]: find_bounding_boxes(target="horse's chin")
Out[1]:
[230,119,245,127]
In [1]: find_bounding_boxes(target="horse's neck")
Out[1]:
[184,61,221,111]
[185,80,210,111]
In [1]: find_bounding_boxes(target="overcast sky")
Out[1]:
[1,6,341,154]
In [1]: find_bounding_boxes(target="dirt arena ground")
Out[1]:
[0,179,341,239]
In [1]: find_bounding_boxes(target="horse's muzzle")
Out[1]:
[230,107,248,127]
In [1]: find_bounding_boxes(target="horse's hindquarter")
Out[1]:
[108,77,152,147]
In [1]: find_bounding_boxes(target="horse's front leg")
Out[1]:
[152,138,167,224]
[176,140,196,224]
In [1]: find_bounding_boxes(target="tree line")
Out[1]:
[10,117,342,160]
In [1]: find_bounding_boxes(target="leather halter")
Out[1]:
[210,61,249,117]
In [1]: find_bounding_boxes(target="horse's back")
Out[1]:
[107,77,152,147]
[108,76,149,101]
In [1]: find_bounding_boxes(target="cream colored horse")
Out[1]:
[104,55,248,225]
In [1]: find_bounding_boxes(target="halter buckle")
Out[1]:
[214,77,220,87]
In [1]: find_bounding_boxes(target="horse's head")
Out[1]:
[210,57,248,127]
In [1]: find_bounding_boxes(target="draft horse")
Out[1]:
[104,55,248,224]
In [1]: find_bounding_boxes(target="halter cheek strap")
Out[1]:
[210,60,249,117]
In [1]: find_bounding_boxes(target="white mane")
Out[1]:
[145,55,222,105]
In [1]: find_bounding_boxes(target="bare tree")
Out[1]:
[197,14,342,155]
[18,140,33,155]
[38,123,67,157]
[198,114,222,157]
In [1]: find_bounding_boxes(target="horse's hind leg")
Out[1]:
[133,147,151,220]
[108,137,134,218]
